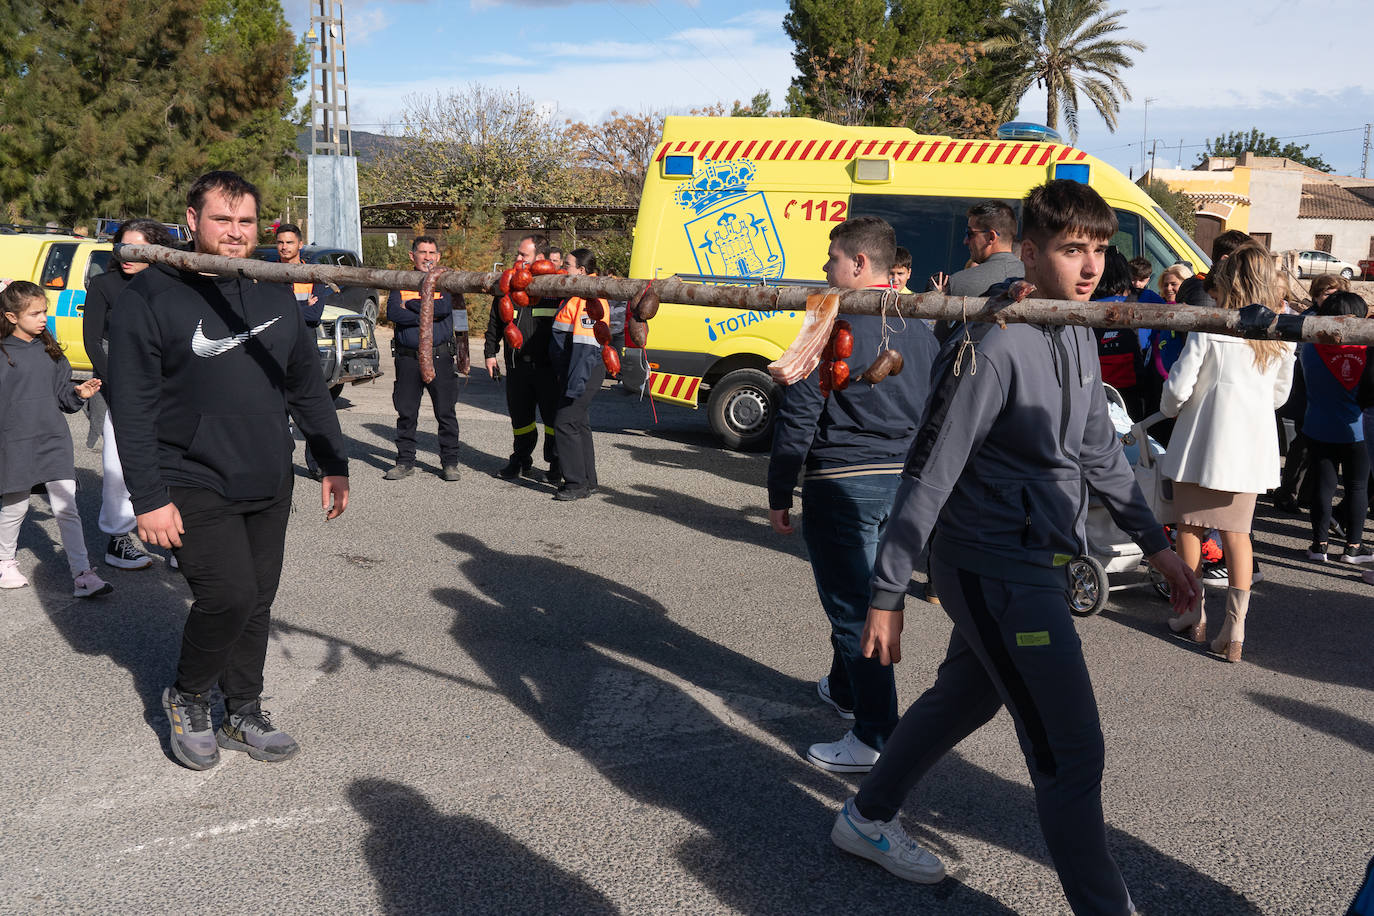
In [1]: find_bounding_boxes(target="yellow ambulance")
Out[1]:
[628,116,1210,449]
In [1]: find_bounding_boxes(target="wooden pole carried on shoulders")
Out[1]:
[115,244,1374,347]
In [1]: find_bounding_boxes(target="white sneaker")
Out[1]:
[817,676,855,720]
[830,797,946,884]
[0,559,28,589]
[807,730,880,773]
[72,570,113,598]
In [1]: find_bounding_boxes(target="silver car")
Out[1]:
[1296,249,1358,279]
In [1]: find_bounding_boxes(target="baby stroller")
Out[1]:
[1069,385,1174,615]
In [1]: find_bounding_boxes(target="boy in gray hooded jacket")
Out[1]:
[828,180,1200,915]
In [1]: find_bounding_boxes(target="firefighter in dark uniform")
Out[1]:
[484,233,561,483]
[383,235,464,482]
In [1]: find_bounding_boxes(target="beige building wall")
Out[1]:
[1246,170,1304,249]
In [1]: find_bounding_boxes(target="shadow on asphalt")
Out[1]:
[29,468,188,760]
[431,531,1250,914]
[609,439,767,489]
[348,778,619,915]
[597,483,805,560]
[1246,691,1374,755]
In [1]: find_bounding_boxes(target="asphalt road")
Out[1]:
[1,338,1370,915]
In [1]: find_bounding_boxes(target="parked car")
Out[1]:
[251,245,383,398]
[1296,249,1358,279]
[252,245,381,323]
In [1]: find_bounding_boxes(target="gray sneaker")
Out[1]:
[162,687,220,770]
[440,463,462,481]
[217,701,300,762]
[383,464,414,480]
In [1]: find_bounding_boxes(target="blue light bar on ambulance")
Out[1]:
[1054,163,1090,184]
[663,155,695,178]
[996,122,1063,143]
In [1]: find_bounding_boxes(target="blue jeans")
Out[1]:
[801,473,900,750]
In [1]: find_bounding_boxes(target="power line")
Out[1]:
[676,1,770,97]
[603,0,730,104]
[637,0,752,102]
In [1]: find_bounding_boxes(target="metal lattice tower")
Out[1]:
[308,0,352,157]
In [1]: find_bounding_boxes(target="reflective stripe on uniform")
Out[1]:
[512,421,537,435]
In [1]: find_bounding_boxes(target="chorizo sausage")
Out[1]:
[626,315,649,348]
[601,343,621,375]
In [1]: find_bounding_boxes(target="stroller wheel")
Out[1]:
[1068,557,1109,617]
[1148,567,1172,601]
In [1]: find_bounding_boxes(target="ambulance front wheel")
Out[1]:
[708,368,779,451]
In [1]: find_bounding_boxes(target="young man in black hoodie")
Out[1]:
[109,171,350,771]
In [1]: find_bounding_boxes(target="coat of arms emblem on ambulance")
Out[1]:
[675,159,784,280]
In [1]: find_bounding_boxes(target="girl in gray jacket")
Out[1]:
[0,281,111,597]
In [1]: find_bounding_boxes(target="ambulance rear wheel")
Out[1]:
[708,368,778,451]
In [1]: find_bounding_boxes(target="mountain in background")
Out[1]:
[295,128,402,163]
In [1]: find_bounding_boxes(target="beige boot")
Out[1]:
[1209,587,1250,663]
[1167,590,1206,642]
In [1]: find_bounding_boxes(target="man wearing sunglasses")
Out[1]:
[931,201,1026,346]
[947,200,1024,297]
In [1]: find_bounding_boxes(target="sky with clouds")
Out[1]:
[286,0,1374,178]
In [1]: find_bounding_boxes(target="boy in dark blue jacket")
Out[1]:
[768,216,939,773]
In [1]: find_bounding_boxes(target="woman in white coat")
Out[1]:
[1158,244,1295,662]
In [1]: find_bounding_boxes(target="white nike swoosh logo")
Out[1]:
[190,317,281,358]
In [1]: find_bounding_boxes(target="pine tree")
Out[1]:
[0,0,304,225]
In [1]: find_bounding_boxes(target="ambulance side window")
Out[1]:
[1141,219,1188,286]
[1111,210,1141,261]
[1113,209,1189,286]
[850,194,1021,286]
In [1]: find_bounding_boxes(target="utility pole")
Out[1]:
[1363,123,1371,179]
[1142,98,1156,177]
[307,1,352,157]
[1150,139,1158,179]
[305,0,361,256]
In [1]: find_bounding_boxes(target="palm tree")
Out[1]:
[982,0,1144,143]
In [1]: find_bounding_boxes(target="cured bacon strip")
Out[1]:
[768,291,839,385]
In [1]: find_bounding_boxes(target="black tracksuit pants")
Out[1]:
[856,557,1133,915]
[171,476,293,712]
[553,364,605,491]
[393,349,460,466]
[507,358,559,468]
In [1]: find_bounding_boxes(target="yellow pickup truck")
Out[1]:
[0,227,112,371]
